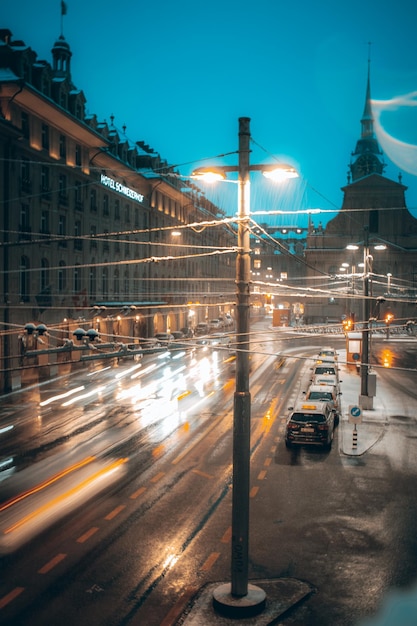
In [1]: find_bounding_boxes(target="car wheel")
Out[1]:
[285,439,292,449]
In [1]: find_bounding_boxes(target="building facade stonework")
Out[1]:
[0,28,235,391]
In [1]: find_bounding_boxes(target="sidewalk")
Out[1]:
[338,350,389,456]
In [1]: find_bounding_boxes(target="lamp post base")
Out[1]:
[213,582,266,619]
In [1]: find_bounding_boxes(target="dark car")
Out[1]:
[154,332,174,345]
[195,322,209,336]
[285,401,335,449]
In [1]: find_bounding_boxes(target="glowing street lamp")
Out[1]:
[193,117,298,617]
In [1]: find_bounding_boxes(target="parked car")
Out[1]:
[317,347,339,361]
[312,374,340,388]
[304,384,341,424]
[171,330,184,340]
[223,313,234,327]
[285,401,336,449]
[311,364,339,379]
[180,327,194,338]
[154,332,174,345]
[195,322,209,336]
[209,319,222,331]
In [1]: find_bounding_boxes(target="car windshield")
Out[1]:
[314,367,336,375]
[308,392,333,401]
[291,413,326,423]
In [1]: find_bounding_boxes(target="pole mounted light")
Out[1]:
[193,117,298,618]
[346,233,386,409]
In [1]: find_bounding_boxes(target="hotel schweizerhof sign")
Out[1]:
[100,174,144,203]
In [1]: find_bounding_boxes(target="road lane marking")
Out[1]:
[258,470,267,480]
[221,526,232,543]
[151,471,165,483]
[130,486,147,499]
[160,586,198,626]
[77,527,99,543]
[172,413,224,465]
[177,390,191,401]
[0,587,25,609]
[38,553,67,574]
[264,457,272,466]
[250,486,259,498]
[201,552,220,571]
[191,469,213,479]
[105,505,126,520]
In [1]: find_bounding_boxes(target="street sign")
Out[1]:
[348,404,362,424]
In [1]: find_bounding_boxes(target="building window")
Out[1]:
[40,209,50,241]
[113,270,120,297]
[41,165,49,192]
[58,261,67,293]
[75,144,82,167]
[21,111,29,139]
[88,267,96,299]
[103,229,109,252]
[103,194,109,216]
[90,224,97,249]
[73,265,81,294]
[102,268,108,298]
[90,189,97,212]
[59,134,66,159]
[41,123,49,150]
[58,214,67,247]
[114,199,120,220]
[19,256,30,302]
[40,258,49,292]
[20,157,31,191]
[253,259,261,270]
[19,204,31,240]
[124,204,130,223]
[58,174,67,204]
[74,220,83,250]
[123,270,129,296]
[75,180,83,210]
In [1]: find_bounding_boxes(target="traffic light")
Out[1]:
[342,315,355,332]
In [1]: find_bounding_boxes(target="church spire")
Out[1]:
[349,48,385,182]
[360,55,374,139]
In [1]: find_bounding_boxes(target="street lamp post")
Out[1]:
[347,228,388,409]
[231,116,251,595]
[213,117,266,616]
[193,117,297,618]
[360,227,371,406]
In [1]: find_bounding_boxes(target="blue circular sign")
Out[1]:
[350,406,361,418]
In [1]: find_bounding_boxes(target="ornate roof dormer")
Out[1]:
[51,34,72,81]
[350,57,385,182]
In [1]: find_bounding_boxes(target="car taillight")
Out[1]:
[287,422,298,430]
[317,424,328,431]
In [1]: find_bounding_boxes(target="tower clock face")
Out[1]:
[356,154,377,176]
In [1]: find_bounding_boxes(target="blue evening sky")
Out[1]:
[3,0,417,229]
